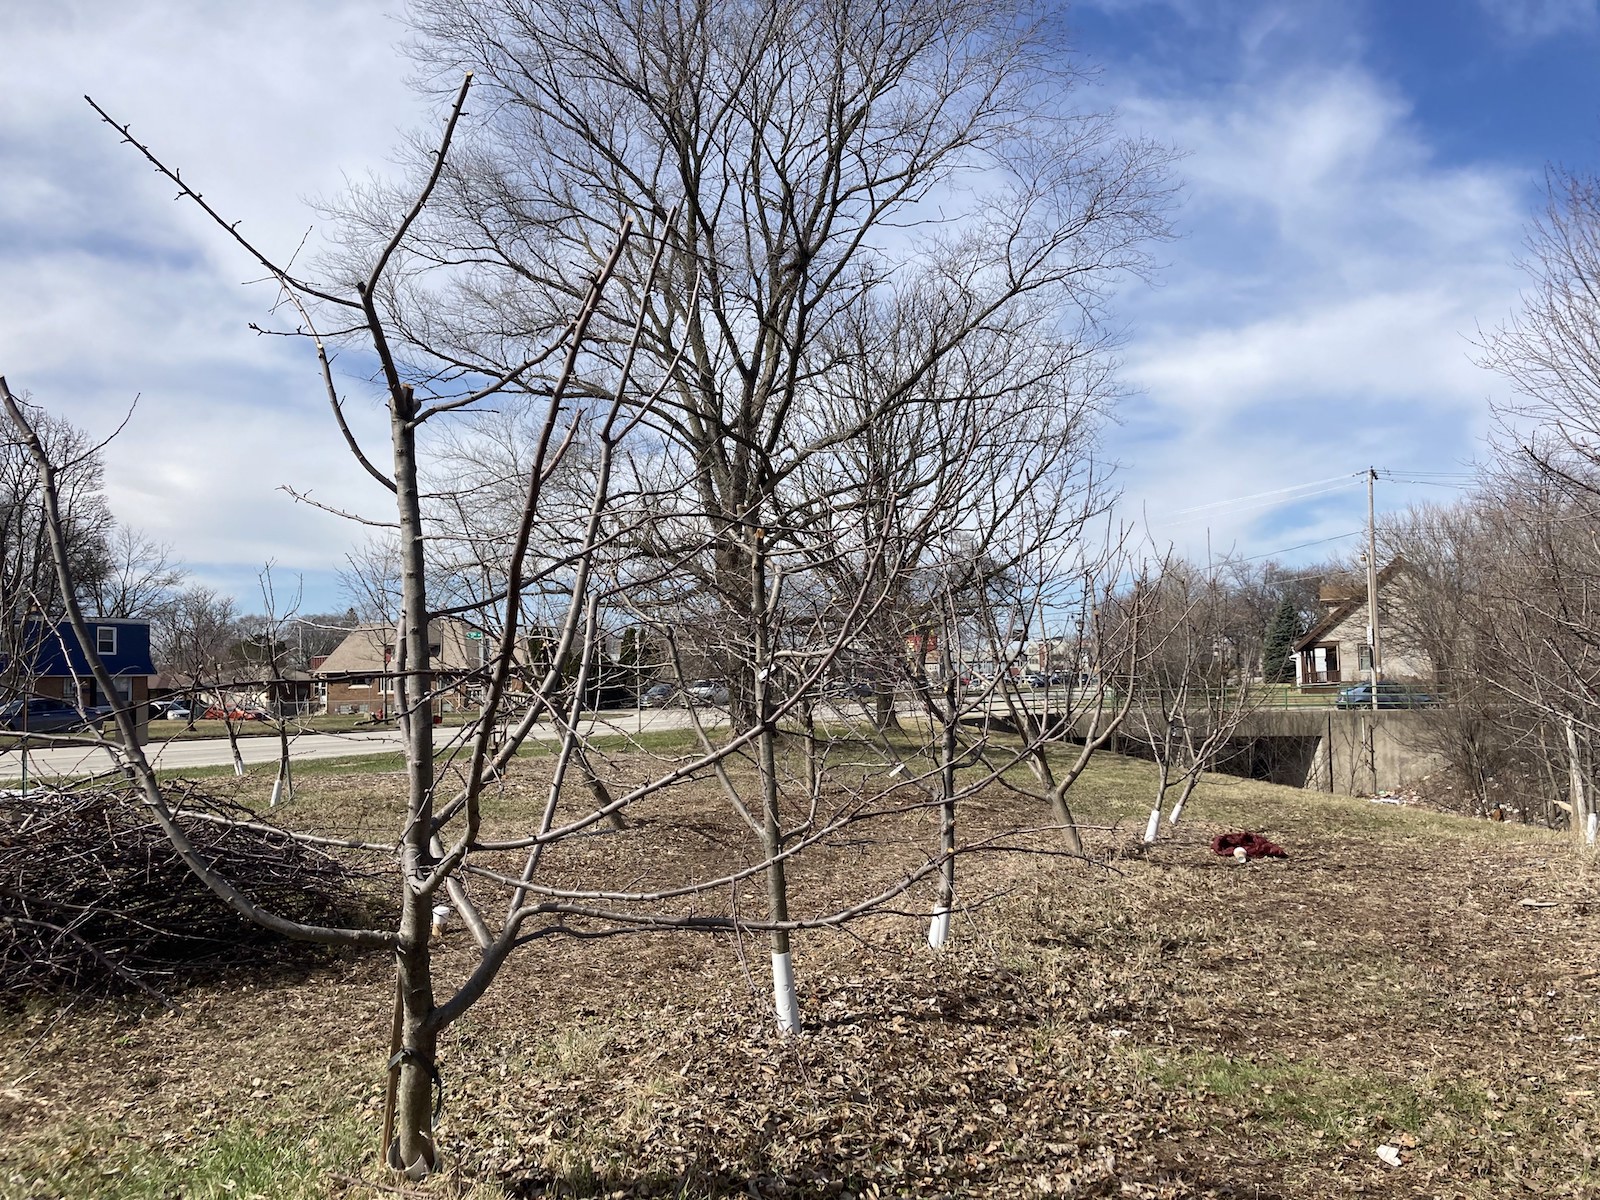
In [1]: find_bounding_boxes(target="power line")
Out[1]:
[1239,531,1362,562]
[1381,475,1474,489]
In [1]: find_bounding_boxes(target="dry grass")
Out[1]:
[2,744,1597,1198]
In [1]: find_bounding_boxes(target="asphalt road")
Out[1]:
[0,706,707,782]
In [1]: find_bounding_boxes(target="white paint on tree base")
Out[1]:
[927,906,951,949]
[771,951,801,1034]
[1588,812,1597,846]
[1167,797,1186,826]
[1142,807,1161,844]
[232,752,245,777]
[269,775,287,807]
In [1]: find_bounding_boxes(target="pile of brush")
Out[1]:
[0,780,368,1002]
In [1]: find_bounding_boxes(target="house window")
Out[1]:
[1304,644,1340,685]
[1358,644,1373,671]
[349,676,371,687]
[97,626,117,655]
[429,643,441,659]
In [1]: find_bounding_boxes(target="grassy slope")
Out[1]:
[2,751,1596,1199]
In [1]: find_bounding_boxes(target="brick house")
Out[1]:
[314,618,487,716]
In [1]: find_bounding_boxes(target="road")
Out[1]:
[0,692,1358,784]
[0,706,708,782]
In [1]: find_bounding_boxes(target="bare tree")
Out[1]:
[1122,556,1269,841]
[2,4,1170,1176]
[1475,164,1600,831]
[1480,166,1600,496]
[324,0,1170,1025]
[84,525,186,618]
[0,409,115,709]
[148,584,241,744]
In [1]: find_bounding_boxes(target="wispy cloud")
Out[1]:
[1,1,425,606]
[1096,42,1529,562]
[1475,0,1599,40]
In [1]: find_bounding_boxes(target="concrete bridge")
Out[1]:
[1207,708,1444,796]
[980,704,1444,797]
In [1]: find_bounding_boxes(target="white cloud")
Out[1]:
[0,0,1559,606]
[1100,63,1528,559]
[0,1,430,608]
[1475,0,1599,40]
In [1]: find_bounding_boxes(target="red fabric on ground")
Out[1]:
[1210,830,1287,858]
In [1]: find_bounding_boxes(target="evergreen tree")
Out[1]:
[1262,594,1302,684]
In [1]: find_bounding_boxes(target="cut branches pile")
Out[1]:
[0,782,369,1001]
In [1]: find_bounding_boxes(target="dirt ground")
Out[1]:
[2,752,1597,1198]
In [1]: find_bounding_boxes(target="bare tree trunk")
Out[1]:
[1566,716,1593,844]
[928,676,958,950]
[390,909,440,1175]
[1143,756,1170,845]
[388,382,442,1171]
[1167,774,1201,827]
[1538,723,1562,826]
[873,688,901,733]
[550,693,626,831]
[270,720,293,807]
[751,529,798,1032]
[797,701,821,812]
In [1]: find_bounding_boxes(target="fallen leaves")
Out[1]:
[6,759,1600,1198]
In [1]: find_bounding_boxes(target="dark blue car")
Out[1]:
[1335,682,1436,710]
[0,697,114,733]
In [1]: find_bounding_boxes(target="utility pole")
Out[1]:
[1365,467,1382,713]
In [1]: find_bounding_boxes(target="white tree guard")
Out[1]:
[1142,806,1161,844]
[927,905,951,949]
[771,951,801,1034]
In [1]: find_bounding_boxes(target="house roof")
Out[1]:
[1293,558,1412,653]
[314,619,483,677]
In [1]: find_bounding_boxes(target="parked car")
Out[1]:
[150,698,192,721]
[687,679,730,705]
[1334,682,1437,710]
[1027,672,1051,688]
[203,704,271,722]
[824,679,874,699]
[640,682,678,708]
[0,697,113,733]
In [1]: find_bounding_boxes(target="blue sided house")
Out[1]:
[7,617,157,723]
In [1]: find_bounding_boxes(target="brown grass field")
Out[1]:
[2,742,1597,1199]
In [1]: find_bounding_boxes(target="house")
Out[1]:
[313,618,488,716]
[1293,559,1432,691]
[2,617,157,739]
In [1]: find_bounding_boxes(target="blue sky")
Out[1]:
[2,0,1597,612]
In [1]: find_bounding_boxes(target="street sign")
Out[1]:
[466,631,484,640]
